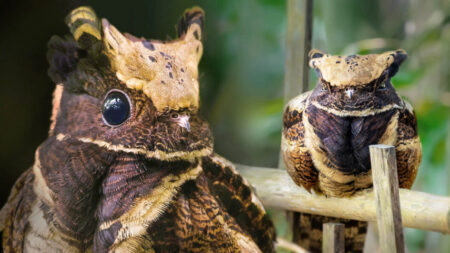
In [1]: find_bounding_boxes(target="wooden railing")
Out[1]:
[237,157,450,234]
[237,145,450,252]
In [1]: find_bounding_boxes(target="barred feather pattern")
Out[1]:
[282,49,421,253]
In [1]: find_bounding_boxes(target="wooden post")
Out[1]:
[323,223,345,253]
[369,145,405,253]
[283,1,314,238]
[284,0,313,103]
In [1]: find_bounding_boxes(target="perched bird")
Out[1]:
[0,6,275,252]
[282,49,422,252]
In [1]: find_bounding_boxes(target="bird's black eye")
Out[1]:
[171,112,179,119]
[102,90,131,126]
[378,81,387,90]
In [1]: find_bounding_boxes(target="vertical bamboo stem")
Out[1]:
[323,223,345,253]
[370,144,405,253]
[284,0,313,103]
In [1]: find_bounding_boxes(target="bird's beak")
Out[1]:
[345,88,354,99]
[176,115,191,132]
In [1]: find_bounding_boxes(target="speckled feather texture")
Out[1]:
[282,49,421,253]
[0,6,276,253]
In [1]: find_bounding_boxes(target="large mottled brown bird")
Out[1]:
[0,6,275,252]
[282,49,422,252]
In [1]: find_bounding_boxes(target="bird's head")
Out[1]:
[47,6,212,162]
[308,49,407,116]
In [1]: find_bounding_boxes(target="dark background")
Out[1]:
[0,1,448,251]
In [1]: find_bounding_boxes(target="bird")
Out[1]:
[282,49,422,252]
[0,6,276,252]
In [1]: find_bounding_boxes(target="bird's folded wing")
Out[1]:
[202,154,276,253]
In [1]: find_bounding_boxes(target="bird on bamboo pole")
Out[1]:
[282,49,422,252]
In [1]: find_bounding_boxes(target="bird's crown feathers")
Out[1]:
[60,6,205,112]
[309,49,407,87]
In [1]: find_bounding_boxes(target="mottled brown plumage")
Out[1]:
[0,6,275,252]
[282,49,422,252]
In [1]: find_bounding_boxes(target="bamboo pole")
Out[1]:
[323,223,345,253]
[236,164,450,234]
[370,145,405,253]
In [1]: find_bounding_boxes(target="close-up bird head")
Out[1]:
[47,6,212,162]
[307,49,407,116]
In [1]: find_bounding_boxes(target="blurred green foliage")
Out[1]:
[0,0,448,252]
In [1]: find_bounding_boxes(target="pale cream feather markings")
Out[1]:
[32,149,55,207]
[396,136,421,150]
[102,19,201,112]
[208,208,262,253]
[395,136,422,188]
[48,84,64,136]
[110,236,155,253]
[353,172,373,190]
[230,228,262,253]
[308,50,404,86]
[287,91,312,112]
[310,101,403,117]
[55,133,212,161]
[281,134,309,154]
[68,6,98,25]
[378,111,399,146]
[100,164,202,245]
[396,137,422,168]
[281,133,311,187]
[282,98,312,187]
[25,200,85,253]
[402,99,415,114]
[31,200,91,247]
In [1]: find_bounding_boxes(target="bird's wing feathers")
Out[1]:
[282,91,319,192]
[202,154,276,253]
[396,99,422,189]
[0,168,35,252]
